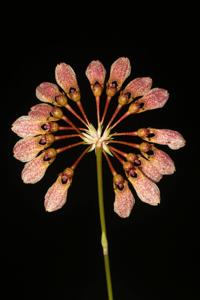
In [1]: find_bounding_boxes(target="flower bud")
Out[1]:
[50,107,63,119]
[55,94,68,106]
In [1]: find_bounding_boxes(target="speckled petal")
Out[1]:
[136,88,169,112]
[55,63,78,93]
[28,103,53,119]
[13,136,44,162]
[124,77,152,98]
[114,181,135,218]
[143,146,176,175]
[85,60,106,85]
[36,82,61,103]
[128,169,160,206]
[21,153,51,184]
[11,116,47,138]
[44,175,72,212]
[108,57,131,89]
[138,155,163,182]
[145,128,186,150]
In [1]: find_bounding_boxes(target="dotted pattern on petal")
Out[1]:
[12,116,47,138]
[13,136,44,162]
[44,176,71,212]
[21,153,49,184]
[128,169,160,206]
[114,181,135,218]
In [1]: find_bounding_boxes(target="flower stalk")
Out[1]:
[96,146,113,300]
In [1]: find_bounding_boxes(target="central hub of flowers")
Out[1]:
[81,124,112,152]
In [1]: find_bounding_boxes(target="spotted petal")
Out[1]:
[11,116,48,138]
[128,169,160,206]
[44,174,72,212]
[85,60,106,86]
[123,77,152,99]
[28,103,53,119]
[142,146,176,175]
[21,152,54,184]
[13,136,45,162]
[114,180,135,218]
[55,63,79,95]
[36,82,61,103]
[129,88,169,114]
[138,155,163,182]
[107,57,131,94]
[143,128,186,150]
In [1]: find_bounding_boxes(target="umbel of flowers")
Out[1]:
[12,57,185,216]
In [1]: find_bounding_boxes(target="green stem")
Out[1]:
[96,146,114,300]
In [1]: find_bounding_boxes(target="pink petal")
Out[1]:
[28,103,53,119]
[85,60,106,85]
[135,88,169,112]
[44,174,72,212]
[143,128,186,150]
[36,82,61,103]
[142,146,176,175]
[13,136,44,162]
[108,57,131,90]
[138,155,163,182]
[11,116,48,138]
[124,77,152,98]
[21,153,53,184]
[114,180,135,218]
[55,63,78,94]
[128,169,160,206]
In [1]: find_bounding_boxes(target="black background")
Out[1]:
[2,19,198,300]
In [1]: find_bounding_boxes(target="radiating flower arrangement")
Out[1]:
[12,57,185,216]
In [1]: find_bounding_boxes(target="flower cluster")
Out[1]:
[12,57,185,217]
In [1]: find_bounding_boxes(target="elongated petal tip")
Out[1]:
[138,155,163,182]
[126,77,153,98]
[128,169,160,206]
[138,128,186,150]
[142,146,176,175]
[132,88,169,113]
[28,103,53,119]
[21,153,51,184]
[114,180,135,218]
[13,136,44,162]
[44,170,73,212]
[11,116,47,138]
[107,57,131,97]
[36,82,61,103]
[86,60,106,96]
[55,63,78,93]
[148,128,186,150]
[85,60,106,85]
